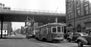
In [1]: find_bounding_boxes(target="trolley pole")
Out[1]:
[55,17,58,23]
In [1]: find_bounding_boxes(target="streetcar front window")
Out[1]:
[58,27,61,32]
[52,27,56,32]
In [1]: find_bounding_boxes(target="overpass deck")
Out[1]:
[0,10,66,24]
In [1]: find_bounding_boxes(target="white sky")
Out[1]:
[0,0,66,13]
[12,22,25,31]
[0,0,66,31]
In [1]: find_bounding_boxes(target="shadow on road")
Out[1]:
[27,38,47,43]
[27,38,69,44]
[72,45,91,47]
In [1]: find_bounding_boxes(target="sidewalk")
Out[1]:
[0,39,6,41]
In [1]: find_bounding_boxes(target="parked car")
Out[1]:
[67,32,79,42]
[76,32,91,47]
[67,32,88,42]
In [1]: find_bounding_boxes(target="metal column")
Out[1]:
[1,14,3,38]
[73,0,76,33]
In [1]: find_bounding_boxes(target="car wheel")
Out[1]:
[78,41,83,47]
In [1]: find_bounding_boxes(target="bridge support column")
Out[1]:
[1,15,3,39]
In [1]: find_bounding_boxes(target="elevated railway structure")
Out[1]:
[0,10,66,38]
[0,10,65,23]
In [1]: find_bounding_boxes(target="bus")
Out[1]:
[35,23,66,42]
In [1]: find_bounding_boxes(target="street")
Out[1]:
[0,38,91,47]
[0,34,91,47]
[0,38,77,47]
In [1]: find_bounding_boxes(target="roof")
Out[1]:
[48,23,66,26]
[0,9,65,16]
[38,23,66,28]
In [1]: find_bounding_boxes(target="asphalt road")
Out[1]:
[0,34,90,47]
[0,38,77,47]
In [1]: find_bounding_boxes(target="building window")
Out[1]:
[76,0,81,16]
[71,13,74,19]
[66,0,74,20]
[85,6,89,14]
[77,8,81,16]
[83,0,89,15]
[68,14,71,19]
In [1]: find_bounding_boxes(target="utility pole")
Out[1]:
[73,0,76,33]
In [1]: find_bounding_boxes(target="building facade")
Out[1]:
[0,22,12,35]
[66,0,91,32]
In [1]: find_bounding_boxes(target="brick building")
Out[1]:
[66,0,91,32]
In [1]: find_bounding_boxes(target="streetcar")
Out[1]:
[35,23,66,42]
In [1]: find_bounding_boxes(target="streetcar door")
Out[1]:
[57,26,64,38]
